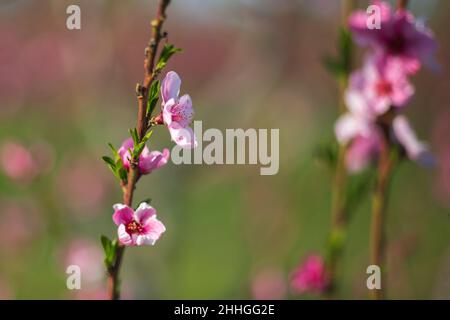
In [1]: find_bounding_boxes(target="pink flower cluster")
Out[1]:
[111,71,197,246]
[117,71,196,177]
[335,1,436,172]
[291,255,328,295]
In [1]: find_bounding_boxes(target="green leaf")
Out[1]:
[323,56,345,78]
[146,80,160,117]
[101,235,119,269]
[108,143,120,160]
[133,143,146,158]
[118,167,128,183]
[101,235,111,254]
[339,28,352,75]
[142,129,153,144]
[314,140,339,170]
[132,130,154,158]
[101,235,113,268]
[102,156,116,168]
[344,169,375,218]
[155,44,182,71]
[102,156,119,179]
[129,128,139,147]
[323,28,353,79]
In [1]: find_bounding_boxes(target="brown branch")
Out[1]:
[325,0,354,298]
[397,0,409,10]
[369,130,395,300]
[107,0,172,300]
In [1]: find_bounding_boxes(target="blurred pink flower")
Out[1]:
[345,55,414,116]
[0,140,54,185]
[161,71,197,149]
[393,115,434,166]
[113,202,166,246]
[335,110,383,173]
[291,255,328,295]
[0,141,38,183]
[346,133,383,173]
[349,1,437,74]
[335,112,374,145]
[118,138,169,175]
[0,201,41,253]
[251,269,287,300]
[57,156,108,215]
[62,239,104,285]
[335,113,433,172]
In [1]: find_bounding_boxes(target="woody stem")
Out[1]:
[107,0,172,300]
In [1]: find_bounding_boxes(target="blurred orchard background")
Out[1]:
[0,0,449,299]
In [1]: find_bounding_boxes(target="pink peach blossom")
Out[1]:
[345,54,414,116]
[112,203,166,246]
[118,138,169,175]
[349,1,437,74]
[161,71,197,148]
[291,255,328,295]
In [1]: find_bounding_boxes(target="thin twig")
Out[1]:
[369,127,396,300]
[367,0,409,301]
[107,0,172,300]
[326,0,354,298]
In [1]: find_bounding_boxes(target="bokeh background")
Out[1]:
[0,0,449,299]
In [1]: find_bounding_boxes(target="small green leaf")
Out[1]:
[132,130,154,158]
[323,28,353,79]
[101,235,119,269]
[314,140,339,170]
[323,56,345,78]
[344,169,375,218]
[108,143,120,160]
[101,235,111,254]
[146,80,160,117]
[118,167,128,183]
[155,44,182,71]
[339,28,352,75]
[129,128,139,147]
[102,156,116,168]
[133,143,145,158]
[142,130,153,144]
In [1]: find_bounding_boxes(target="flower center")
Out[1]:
[170,102,193,125]
[375,80,392,96]
[126,220,144,234]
